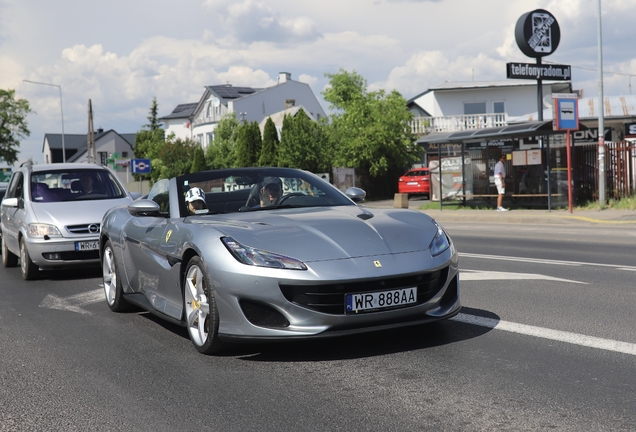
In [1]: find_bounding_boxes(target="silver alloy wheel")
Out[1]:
[2,236,18,267]
[19,238,38,279]
[102,245,117,306]
[184,264,210,347]
[20,241,26,274]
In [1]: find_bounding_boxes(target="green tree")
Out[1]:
[134,98,166,181]
[278,109,327,172]
[258,117,279,166]
[323,69,417,198]
[206,113,239,168]
[191,145,207,173]
[134,129,165,160]
[0,89,32,166]
[234,121,261,167]
[145,97,163,131]
[150,137,198,183]
[248,121,262,165]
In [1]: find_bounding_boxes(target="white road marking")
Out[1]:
[452,313,636,357]
[459,252,636,271]
[39,279,634,358]
[460,269,586,284]
[39,288,104,315]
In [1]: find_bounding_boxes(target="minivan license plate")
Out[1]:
[76,241,99,251]
[345,287,417,314]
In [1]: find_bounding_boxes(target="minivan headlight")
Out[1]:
[28,223,62,238]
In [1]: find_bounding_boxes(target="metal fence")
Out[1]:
[573,141,635,202]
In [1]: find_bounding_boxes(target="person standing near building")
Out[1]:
[494,154,508,211]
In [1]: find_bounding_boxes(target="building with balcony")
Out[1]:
[408,80,572,135]
[409,80,635,207]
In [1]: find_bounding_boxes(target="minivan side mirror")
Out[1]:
[1,197,18,208]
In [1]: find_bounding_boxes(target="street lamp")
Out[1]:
[23,80,66,163]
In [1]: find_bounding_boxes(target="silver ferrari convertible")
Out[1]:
[99,167,460,354]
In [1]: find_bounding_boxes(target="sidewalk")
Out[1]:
[362,200,636,226]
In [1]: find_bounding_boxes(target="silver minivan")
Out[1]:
[1,162,134,280]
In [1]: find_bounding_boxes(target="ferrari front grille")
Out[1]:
[279,266,449,315]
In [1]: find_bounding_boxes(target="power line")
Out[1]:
[543,59,636,77]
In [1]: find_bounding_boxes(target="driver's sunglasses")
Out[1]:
[265,184,281,193]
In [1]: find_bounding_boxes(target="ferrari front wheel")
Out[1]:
[184,257,225,354]
[102,241,130,312]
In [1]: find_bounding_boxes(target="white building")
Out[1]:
[408,80,573,134]
[161,72,327,150]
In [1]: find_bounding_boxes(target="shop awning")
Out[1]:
[416,120,567,144]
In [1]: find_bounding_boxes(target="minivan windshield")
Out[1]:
[30,169,127,202]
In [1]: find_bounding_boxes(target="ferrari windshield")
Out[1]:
[174,168,355,216]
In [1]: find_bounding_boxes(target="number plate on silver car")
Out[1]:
[345,287,417,314]
[75,241,99,251]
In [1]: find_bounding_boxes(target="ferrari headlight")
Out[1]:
[222,237,307,270]
[28,223,62,238]
[429,223,450,257]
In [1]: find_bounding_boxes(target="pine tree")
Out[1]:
[259,117,279,167]
[206,113,239,168]
[191,145,207,173]
[278,109,326,172]
[145,97,163,131]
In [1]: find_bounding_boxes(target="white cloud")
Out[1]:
[203,0,321,44]
[2,0,636,166]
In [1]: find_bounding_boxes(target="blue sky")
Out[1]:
[1,0,635,167]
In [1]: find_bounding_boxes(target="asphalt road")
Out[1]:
[1,222,635,431]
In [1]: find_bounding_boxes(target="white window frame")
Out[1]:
[493,101,505,114]
[463,101,487,115]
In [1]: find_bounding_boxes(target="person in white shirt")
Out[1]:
[494,154,508,211]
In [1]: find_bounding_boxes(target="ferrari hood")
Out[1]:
[205,206,442,262]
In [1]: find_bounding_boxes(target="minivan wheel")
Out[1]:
[20,238,39,280]
[2,236,18,267]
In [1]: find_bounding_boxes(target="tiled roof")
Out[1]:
[42,134,87,151]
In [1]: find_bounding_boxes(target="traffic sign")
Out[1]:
[553,95,579,131]
[131,158,151,174]
[0,168,12,182]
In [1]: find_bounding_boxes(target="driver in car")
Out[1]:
[185,187,208,214]
[80,173,97,193]
[259,177,283,207]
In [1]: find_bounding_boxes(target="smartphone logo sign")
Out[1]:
[515,9,560,59]
[531,12,553,53]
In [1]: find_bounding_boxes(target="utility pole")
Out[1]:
[87,99,96,164]
[597,0,606,205]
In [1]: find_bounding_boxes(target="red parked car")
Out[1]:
[398,168,430,199]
